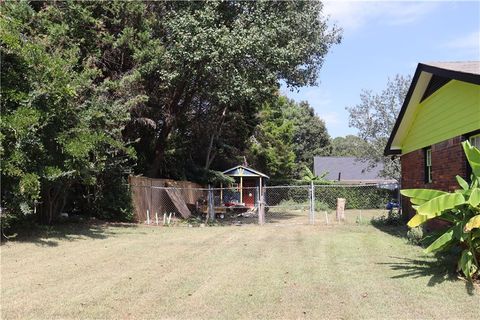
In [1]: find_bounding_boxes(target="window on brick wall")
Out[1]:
[470,134,480,149]
[425,148,432,183]
[466,133,480,181]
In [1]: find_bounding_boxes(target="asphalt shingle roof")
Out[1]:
[313,157,388,182]
[423,61,480,76]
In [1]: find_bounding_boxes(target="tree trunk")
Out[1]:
[147,82,196,178]
[204,106,228,170]
[40,185,67,224]
[147,118,173,178]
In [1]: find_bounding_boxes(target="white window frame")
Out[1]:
[469,133,480,149]
[426,148,432,183]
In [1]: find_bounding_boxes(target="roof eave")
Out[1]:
[384,65,422,156]
[384,62,480,156]
[419,63,480,85]
[384,148,402,156]
[222,165,269,179]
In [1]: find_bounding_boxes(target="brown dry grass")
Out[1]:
[1,214,478,319]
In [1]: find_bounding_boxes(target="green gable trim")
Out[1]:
[402,80,480,154]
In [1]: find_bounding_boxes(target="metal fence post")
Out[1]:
[258,186,265,225]
[208,185,215,221]
[149,179,153,223]
[311,181,315,225]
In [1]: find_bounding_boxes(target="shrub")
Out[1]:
[315,200,330,212]
[314,185,396,210]
[407,226,424,245]
[276,199,307,208]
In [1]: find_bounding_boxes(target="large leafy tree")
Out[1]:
[347,75,411,180]
[1,1,341,227]
[286,101,330,176]
[329,135,370,157]
[1,2,138,224]
[32,1,340,180]
[128,0,341,178]
[248,97,296,179]
[247,96,330,180]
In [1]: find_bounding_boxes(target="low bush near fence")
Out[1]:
[266,185,396,210]
[315,185,396,210]
[275,199,331,212]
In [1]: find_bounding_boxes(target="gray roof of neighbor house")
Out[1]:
[314,157,390,182]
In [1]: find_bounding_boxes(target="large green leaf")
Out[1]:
[458,249,477,279]
[401,189,447,208]
[438,212,457,224]
[462,140,480,178]
[410,198,428,205]
[400,189,447,200]
[468,188,480,207]
[452,222,466,242]
[465,215,480,232]
[416,193,465,218]
[425,227,454,253]
[407,213,428,228]
[456,175,469,191]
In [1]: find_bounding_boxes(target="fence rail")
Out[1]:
[129,181,399,226]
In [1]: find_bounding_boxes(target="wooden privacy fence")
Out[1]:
[129,176,204,223]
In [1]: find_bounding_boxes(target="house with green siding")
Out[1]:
[384,61,480,219]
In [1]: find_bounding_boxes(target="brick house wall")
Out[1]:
[400,135,467,226]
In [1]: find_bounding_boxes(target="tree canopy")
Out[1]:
[1,1,340,227]
[247,96,330,181]
[346,75,411,180]
[329,135,370,158]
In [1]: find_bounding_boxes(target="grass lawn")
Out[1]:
[1,215,478,319]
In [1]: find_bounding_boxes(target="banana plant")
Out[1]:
[401,141,480,280]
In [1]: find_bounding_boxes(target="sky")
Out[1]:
[281,0,480,138]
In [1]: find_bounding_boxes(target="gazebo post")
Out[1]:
[259,177,262,206]
[239,176,243,204]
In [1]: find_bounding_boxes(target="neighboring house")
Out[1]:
[384,61,480,218]
[313,157,396,184]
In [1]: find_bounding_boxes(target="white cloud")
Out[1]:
[444,30,480,53]
[318,111,342,126]
[323,1,439,33]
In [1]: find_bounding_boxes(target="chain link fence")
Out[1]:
[263,185,312,224]
[314,183,399,224]
[130,182,399,226]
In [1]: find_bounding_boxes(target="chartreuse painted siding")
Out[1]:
[402,80,480,154]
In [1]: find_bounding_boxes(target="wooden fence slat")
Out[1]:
[164,188,191,219]
[129,176,201,222]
